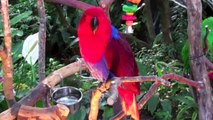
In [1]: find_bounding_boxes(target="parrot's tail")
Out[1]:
[117,86,140,120]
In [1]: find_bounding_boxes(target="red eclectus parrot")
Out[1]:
[208,71,213,81]
[78,7,140,119]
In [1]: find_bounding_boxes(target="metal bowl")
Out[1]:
[51,86,83,114]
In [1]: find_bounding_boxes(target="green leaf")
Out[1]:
[59,29,70,44]
[174,95,196,108]
[10,11,32,26]
[136,59,148,75]
[147,93,159,114]
[181,17,213,70]
[202,17,213,51]
[12,41,23,63]
[0,16,2,29]
[68,106,87,120]
[11,28,24,37]
[181,41,190,70]
[35,100,44,107]
[176,106,189,120]
[102,106,113,120]
[0,93,4,103]
[191,111,198,120]
[161,99,172,114]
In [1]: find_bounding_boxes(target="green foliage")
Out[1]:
[181,17,213,71]
[10,11,33,27]
[202,17,213,51]
[181,42,190,70]
[136,44,183,75]
[68,106,87,120]
[0,0,38,39]
[102,106,113,120]
[136,41,197,119]
[148,94,160,114]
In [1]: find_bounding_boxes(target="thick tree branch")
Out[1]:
[17,104,69,120]
[162,73,203,89]
[1,0,15,107]
[111,73,202,119]
[0,60,86,119]
[89,75,170,120]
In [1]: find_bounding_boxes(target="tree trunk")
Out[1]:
[186,0,213,119]
[144,0,156,44]
[157,0,173,44]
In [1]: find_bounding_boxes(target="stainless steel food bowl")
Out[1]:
[51,86,83,114]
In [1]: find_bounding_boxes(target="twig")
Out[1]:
[138,82,161,109]
[1,0,16,107]
[37,0,48,107]
[112,76,170,87]
[203,26,209,54]
[169,0,187,9]
[162,73,203,89]
[45,0,94,11]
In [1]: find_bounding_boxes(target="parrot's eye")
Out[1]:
[90,17,99,33]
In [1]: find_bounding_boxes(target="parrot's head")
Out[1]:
[78,7,111,63]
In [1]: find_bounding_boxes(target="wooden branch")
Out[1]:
[37,0,47,83]
[37,0,48,106]
[89,76,170,120]
[45,0,95,11]
[89,81,111,120]
[0,60,86,119]
[113,76,170,87]
[0,49,6,59]
[1,0,16,107]
[111,82,162,120]
[138,82,161,110]
[186,0,213,119]
[203,26,209,53]
[92,73,203,120]
[162,73,203,89]
[17,104,69,120]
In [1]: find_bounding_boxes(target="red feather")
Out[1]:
[78,7,111,63]
[105,35,140,119]
[208,71,213,81]
[78,7,140,119]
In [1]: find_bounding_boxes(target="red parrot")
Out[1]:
[208,71,213,81]
[78,7,140,119]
